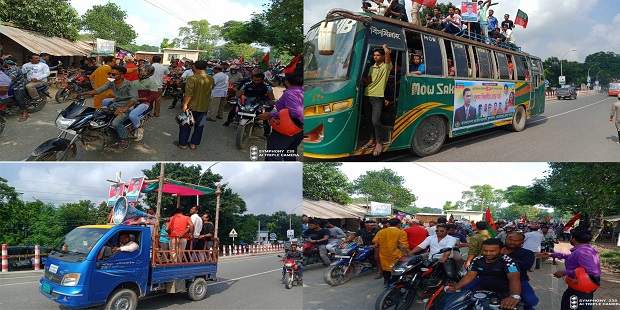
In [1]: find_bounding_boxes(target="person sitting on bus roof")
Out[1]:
[440,6,462,35]
[447,58,455,76]
[489,27,505,45]
[362,0,389,16]
[385,0,408,22]
[409,55,425,75]
[426,7,445,31]
[500,24,516,48]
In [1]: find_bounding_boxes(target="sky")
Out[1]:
[0,162,302,215]
[337,162,550,209]
[69,0,269,47]
[304,0,620,62]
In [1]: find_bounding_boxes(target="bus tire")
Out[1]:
[104,288,137,310]
[508,105,527,132]
[187,277,207,301]
[410,115,446,157]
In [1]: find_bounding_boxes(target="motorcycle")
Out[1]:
[1,83,50,115]
[55,73,92,103]
[278,255,303,289]
[301,238,335,266]
[233,96,272,149]
[323,242,375,286]
[227,82,237,105]
[540,239,556,265]
[375,247,462,310]
[426,288,520,310]
[27,84,152,161]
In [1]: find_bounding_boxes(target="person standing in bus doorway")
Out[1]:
[454,88,477,123]
[610,99,620,144]
[361,44,392,156]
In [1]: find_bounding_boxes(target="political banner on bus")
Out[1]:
[108,183,125,207]
[461,2,478,22]
[125,177,144,205]
[452,80,515,130]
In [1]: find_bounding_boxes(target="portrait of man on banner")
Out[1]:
[461,2,478,22]
[107,184,125,207]
[126,177,144,204]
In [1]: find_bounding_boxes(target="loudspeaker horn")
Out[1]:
[112,196,151,224]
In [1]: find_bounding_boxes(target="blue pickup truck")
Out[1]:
[39,224,217,310]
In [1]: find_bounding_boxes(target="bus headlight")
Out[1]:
[304,124,324,143]
[61,273,80,286]
[304,99,353,116]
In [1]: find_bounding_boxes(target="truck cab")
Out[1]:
[39,224,217,310]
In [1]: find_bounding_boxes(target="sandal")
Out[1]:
[361,141,376,150]
[118,140,129,150]
[189,143,197,150]
[19,115,29,122]
[173,141,187,149]
[374,273,383,279]
[373,144,383,156]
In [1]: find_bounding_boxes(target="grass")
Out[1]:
[598,248,620,272]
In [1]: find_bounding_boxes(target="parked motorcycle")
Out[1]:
[324,242,375,286]
[278,255,303,289]
[426,289,520,310]
[233,96,272,149]
[301,238,335,266]
[375,247,462,310]
[27,85,152,161]
[55,74,92,103]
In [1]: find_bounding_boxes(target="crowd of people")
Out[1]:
[297,214,601,310]
[361,0,519,49]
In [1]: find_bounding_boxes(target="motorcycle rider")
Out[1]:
[22,54,50,104]
[4,58,28,121]
[540,225,559,265]
[343,220,381,278]
[223,73,276,137]
[446,238,522,310]
[301,219,331,266]
[407,224,460,284]
[321,220,346,253]
[280,243,304,282]
[226,65,244,87]
[74,66,138,149]
[131,64,159,140]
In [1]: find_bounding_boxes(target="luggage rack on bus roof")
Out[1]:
[454,30,522,52]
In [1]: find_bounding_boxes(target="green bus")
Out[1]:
[303,9,546,159]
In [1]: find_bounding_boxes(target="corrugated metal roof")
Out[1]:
[0,24,92,56]
[303,199,368,219]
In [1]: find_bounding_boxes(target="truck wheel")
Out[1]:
[105,288,137,310]
[187,277,207,301]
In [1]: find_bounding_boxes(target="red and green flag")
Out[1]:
[239,53,244,63]
[260,52,270,72]
[413,0,437,6]
[282,54,301,74]
[563,212,581,232]
[515,9,528,28]
[485,207,498,238]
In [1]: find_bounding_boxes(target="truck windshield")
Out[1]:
[50,228,108,261]
[304,19,358,82]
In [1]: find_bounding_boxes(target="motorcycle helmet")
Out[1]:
[175,110,195,127]
[565,267,599,293]
[138,64,155,80]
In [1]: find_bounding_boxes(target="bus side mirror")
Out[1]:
[100,246,113,261]
[318,21,336,56]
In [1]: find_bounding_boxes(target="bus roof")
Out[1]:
[312,9,540,60]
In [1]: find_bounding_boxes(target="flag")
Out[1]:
[448,213,454,224]
[521,214,527,223]
[260,52,270,71]
[485,208,498,238]
[515,9,528,28]
[563,212,581,232]
[413,0,437,6]
[239,54,244,63]
[282,54,301,74]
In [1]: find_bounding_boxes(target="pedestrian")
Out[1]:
[21,54,50,105]
[610,99,620,144]
[372,217,409,285]
[149,55,170,117]
[4,58,28,121]
[465,221,491,269]
[361,44,392,156]
[257,72,304,161]
[90,56,115,109]
[166,208,194,263]
[175,60,215,150]
[209,66,228,122]
[536,230,601,310]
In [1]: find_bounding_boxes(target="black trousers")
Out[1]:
[265,130,303,161]
[561,286,597,310]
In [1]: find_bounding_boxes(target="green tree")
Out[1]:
[220,20,250,43]
[178,20,220,58]
[442,201,457,211]
[351,168,417,214]
[496,205,542,222]
[254,0,302,55]
[80,3,137,45]
[460,185,504,214]
[219,42,258,61]
[0,0,79,40]
[303,163,351,204]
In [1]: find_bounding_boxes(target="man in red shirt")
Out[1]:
[166,208,194,263]
[404,219,428,254]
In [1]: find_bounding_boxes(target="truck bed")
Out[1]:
[151,262,218,285]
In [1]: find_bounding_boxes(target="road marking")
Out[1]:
[0,281,39,287]
[529,97,613,124]
[207,268,281,286]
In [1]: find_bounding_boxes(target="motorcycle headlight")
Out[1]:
[285,263,293,267]
[61,273,80,286]
[55,115,75,130]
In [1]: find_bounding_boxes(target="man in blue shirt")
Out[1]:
[487,9,499,33]
[409,54,425,75]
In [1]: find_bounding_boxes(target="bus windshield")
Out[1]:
[50,227,108,262]
[610,83,620,90]
[304,19,358,82]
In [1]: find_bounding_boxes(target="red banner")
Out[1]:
[563,212,581,232]
[282,54,301,74]
[413,0,437,6]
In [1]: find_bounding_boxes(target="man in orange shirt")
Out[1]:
[90,56,116,109]
[404,219,428,255]
[166,208,194,263]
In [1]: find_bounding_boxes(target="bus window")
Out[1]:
[421,34,443,75]
[476,47,493,79]
[496,53,510,80]
[514,56,527,80]
[405,30,424,75]
[452,42,469,78]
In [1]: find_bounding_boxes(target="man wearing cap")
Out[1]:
[208,65,228,121]
[536,230,601,310]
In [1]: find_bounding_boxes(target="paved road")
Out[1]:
[0,253,302,310]
[0,87,288,161]
[325,92,620,162]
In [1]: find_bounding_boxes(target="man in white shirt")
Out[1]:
[188,205,203,261]
[500,24,516,47]
[408,224,459,282]
[21,54,50,103]
[112,233,139,252]
[523,226,544,270]
[149,55,170,117]
[209,66,229,121]
[427,221,437,236]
